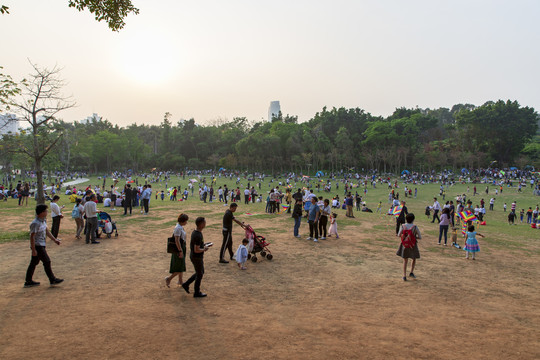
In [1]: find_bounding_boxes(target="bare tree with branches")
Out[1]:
[8,63,76,204]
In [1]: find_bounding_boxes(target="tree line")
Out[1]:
[2,100,539,176]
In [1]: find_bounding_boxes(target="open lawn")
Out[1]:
[0,176,539,359]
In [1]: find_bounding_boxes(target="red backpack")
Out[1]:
[400,225,417,248]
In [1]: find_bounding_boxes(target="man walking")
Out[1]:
[431,197,441,223]
[219,203,244,263]
[24,204,64,287]
[182,217,209,298]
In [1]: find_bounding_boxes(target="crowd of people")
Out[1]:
[11,166,540,291]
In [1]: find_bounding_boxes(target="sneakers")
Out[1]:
[24,280,40,288]
[402,276,407,281]
[313,238,318,242]
[50,278,64,285]
[91,241,100,244]
[320,237,326,240]
[306,237,312,240]
[409,272,416,279]
[295,235,301,238]
[219,259,229,264]
[193,292,207,298]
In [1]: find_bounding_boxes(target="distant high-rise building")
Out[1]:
[0,114,19,135]
[268,101,281,122]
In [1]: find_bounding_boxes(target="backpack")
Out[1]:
[400,225,417,248]
[71,204,80,218]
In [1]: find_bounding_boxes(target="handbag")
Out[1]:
[167,233,179,254]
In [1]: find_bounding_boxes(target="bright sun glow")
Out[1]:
[116,29,180,85]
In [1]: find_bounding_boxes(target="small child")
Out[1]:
[508,211,516,225]
[520,209,524,223]
[451,227,460,249]
[328,213,339,239]
[376,201,382,213]
[235,238,249,270]
[464,225,484,260]
[503,202,506,211]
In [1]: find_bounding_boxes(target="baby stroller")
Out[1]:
[243,225,273,262]
[97,211,118,238]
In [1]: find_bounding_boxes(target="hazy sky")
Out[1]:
[1,0,539,126]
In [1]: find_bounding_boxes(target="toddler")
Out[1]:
[451,227,460,249]
[464,225,484,260]
[235,238,249,270]
[328,213,339,238]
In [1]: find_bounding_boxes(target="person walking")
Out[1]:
[181,217,210,298]
[396,213,421,281]
[165,213,189,288]
[438,208,451,245]
[71,198,84,239]
[219,203,245,263]
[50,195,64,238]
[24,204,64,287]
[431,197,441,223]
[292,198,303,238]
[83,193,100,244]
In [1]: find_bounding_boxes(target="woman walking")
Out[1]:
[438,208,451,245]
[165,213,189,287]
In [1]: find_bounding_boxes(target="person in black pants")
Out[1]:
[24,204,64,287]
[220,203,244,263]
[182,217,209,298]
[396,201,408,235]
[123,184,133,216]
[318,199,331,240]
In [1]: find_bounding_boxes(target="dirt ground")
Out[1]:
[1,203,539,360]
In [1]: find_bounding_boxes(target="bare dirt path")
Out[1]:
[0,204,539,359]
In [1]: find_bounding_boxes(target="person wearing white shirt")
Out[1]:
[50,195,64,238]
[318,199,331,240]
[83,193,100,244]
[244,188,251,204]
[431,198,441,223]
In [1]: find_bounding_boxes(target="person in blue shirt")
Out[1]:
[141,185,152,215]
[307,197,320,242]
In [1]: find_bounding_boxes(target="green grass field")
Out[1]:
[1,174,538,256]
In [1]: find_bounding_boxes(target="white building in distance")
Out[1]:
[0,114,19,135]
[268,101,281,122]
[78,113,102,124]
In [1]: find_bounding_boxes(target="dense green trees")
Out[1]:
[2,100,538,175]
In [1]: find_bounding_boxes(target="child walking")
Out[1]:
[328,213,339,238]
[396,213,421,281]
[464,225,484,260]
[235,238,249,270]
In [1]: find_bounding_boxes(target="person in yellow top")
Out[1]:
[286,189,293,213]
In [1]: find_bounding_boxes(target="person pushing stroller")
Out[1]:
[219,203,246,264]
